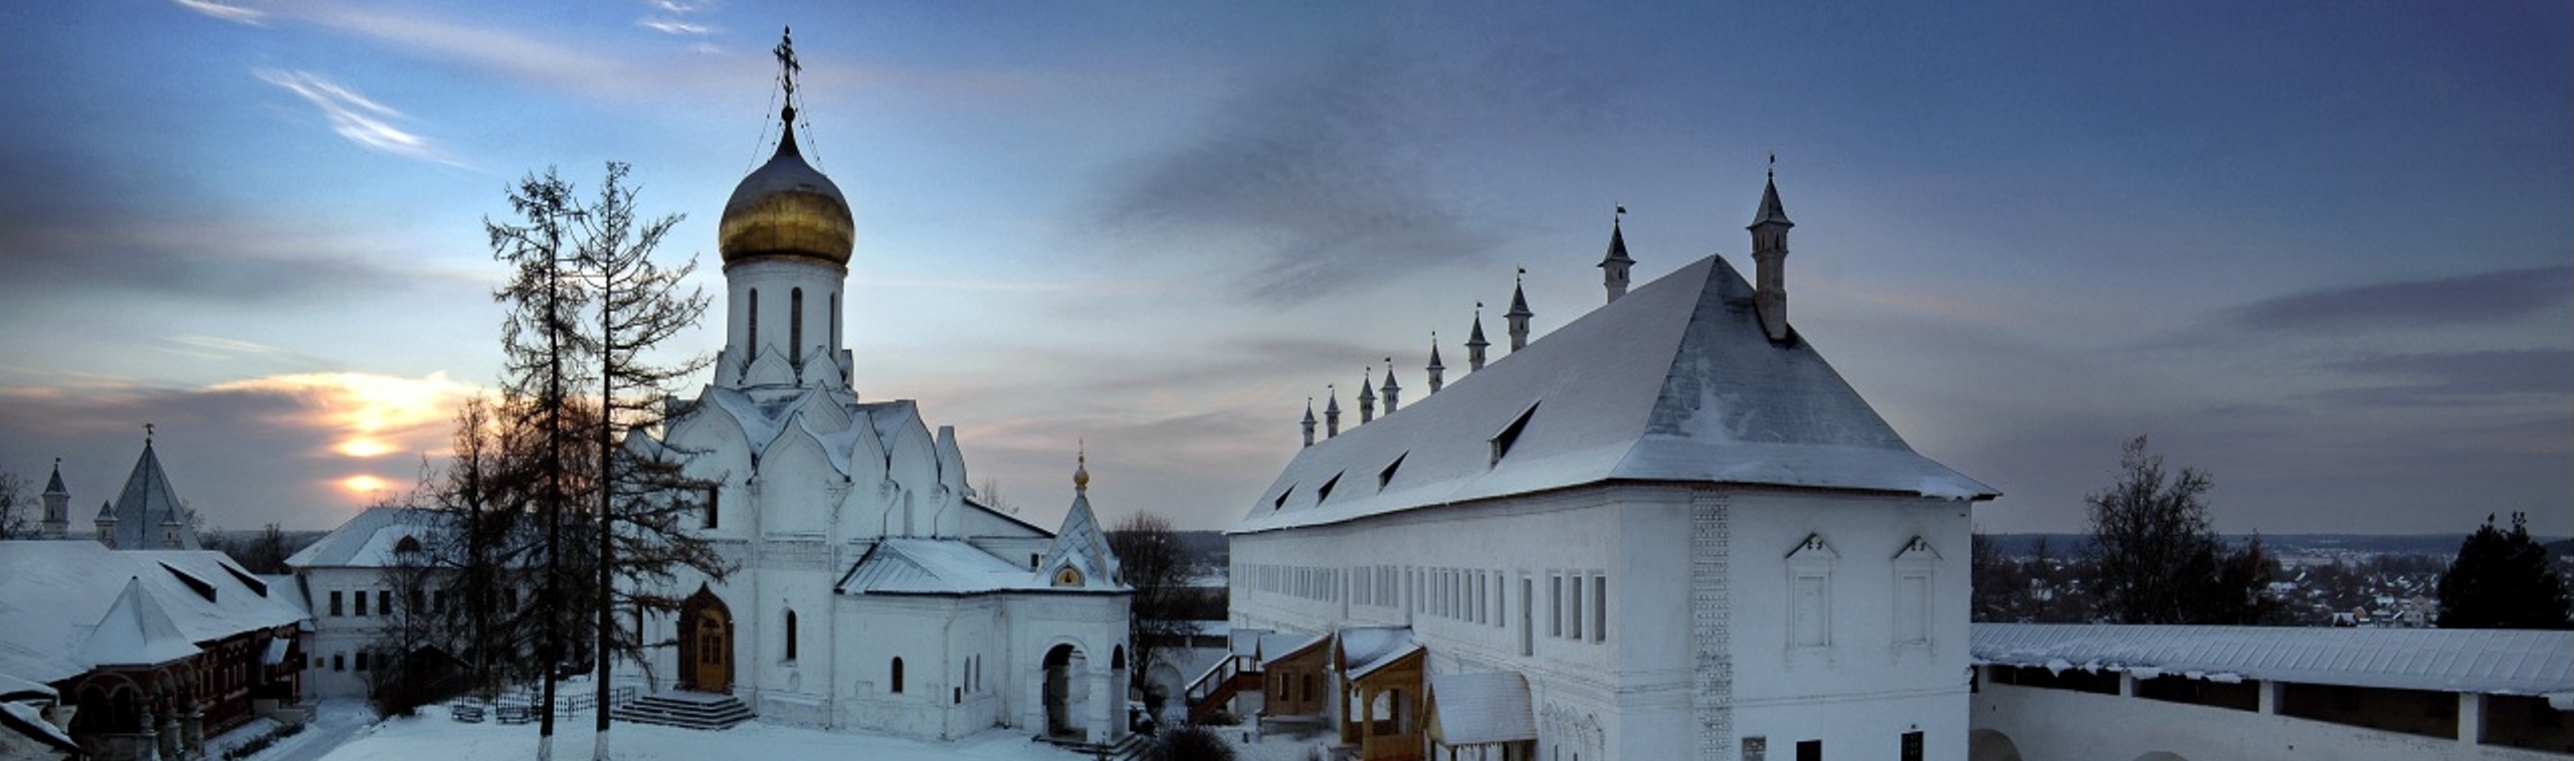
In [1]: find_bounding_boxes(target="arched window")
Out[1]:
[783,609,798,661]
[829,291,840,347]
[747,289,759,352]
[790,287,804,363]
[890,657,904,693]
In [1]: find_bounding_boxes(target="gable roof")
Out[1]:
[836,537,1124,597]
[286,506,445,569]
[1237,254,1994,534]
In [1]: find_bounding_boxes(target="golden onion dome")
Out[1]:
[718,114,853,267]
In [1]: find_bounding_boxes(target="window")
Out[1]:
[1787,534,1838,650]
[1316,472,1343,503]
[1792,576,1828,647]
[790,288,804,362]
[379,590,391,617]
[354,590,368,616]
[1795,739,1821,761]
[1549,575,1563,637]
[890,658,904,693]
[332,654,345,672]
[1520,577,1534,655]
[329,591,344,616]
[784,610,798,661]
[1568,573,1583,639]
[747,289,759,351]
[410,587,425,613]
[1901,731,1923,761]
[1592,575,1608,642]
[704,485,719,529]
[1377,453,1406,490]
[355,651,369,672]
[1490,402,1540,466]
[830,292,840,347]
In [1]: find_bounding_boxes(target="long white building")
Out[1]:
[1228,176,1997,761]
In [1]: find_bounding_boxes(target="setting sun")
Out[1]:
[339,474,391,495]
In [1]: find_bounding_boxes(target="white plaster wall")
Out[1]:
[1724,489,1974,761]
[719,258,845,389]
[297,566,390,699]
[1971,682,2564,761]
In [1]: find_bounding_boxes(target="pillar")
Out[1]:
[2259,681,2282,714]
[2458,692,2484,745]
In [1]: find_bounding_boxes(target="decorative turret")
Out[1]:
[1038,447,1118,589]
[1505,268,1533,352]
[1750,158,1794,343]
[1300,399,1318,447]
[1466,303,1490,372]
[1324,387,1342,438]
[1380,361,1401,413]
[93,501,116,549]
[1425,334,1445,394]
[1599,205,1634,304]
[1357,369,1377,425]
[40,458,69,539]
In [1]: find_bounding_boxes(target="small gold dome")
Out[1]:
[718,118,853,267]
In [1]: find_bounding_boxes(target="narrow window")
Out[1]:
[704,485,720,529]
[1793,576,1828,647]
[1896,574,1930,644]
[1796,739,1821,761]
[784,609,798,661]
[890,658,904,693]
[830,291,840,347]
[379,590,391,617]
[748,289,759,351]
[329,591,344,616]
[1593,575,1608,641]
[1568,574,1584,639]
[790,287,804,362]
[355,651,369,672]
[409,587,424,612]
[354,590,368,616]
[1900,731,1923,761]
[1520,577,1534,655]
[1549,575,1563,637]
[333,654,345,672]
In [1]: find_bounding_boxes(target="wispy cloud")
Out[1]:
[255,68,461,165]
[639,18,713,35]
[2225,265,2573,332]
[168,0,265,25]
[2314,349,2573,407]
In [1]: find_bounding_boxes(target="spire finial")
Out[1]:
[1768,151,1776,180]
[144,422,155,445]
[1615,204,1626,225]
[1073,440,1089,492]
[774,26,802,107]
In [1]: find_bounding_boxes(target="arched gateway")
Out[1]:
[680,585,733,693]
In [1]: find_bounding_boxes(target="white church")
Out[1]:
[1225,174,1998,761]
[628,69,1132,743]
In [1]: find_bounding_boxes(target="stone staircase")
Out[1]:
[614,691,754,730]
[1038,731,1152,761]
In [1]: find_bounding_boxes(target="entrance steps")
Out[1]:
[1038,731,1151,761]
[614,691,754,730]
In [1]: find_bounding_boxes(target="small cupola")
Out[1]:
[1749,160,1795,343]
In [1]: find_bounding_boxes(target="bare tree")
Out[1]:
[1108,512,1198,716]
[2084,435,2276,624]
[0,467,34,539]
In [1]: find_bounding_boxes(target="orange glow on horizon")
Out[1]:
[340,474,392,495]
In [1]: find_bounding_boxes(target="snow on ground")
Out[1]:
[281,700,1095,761]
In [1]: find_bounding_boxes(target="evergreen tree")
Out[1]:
[2436,512,2573,629]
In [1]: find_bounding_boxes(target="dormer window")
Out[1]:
[1377,453,1407,491]
[1490,402,1539,466]
[1054,567,1083,587]
[1316,472,1344,503]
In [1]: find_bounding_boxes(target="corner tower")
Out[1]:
[716,29,857,393]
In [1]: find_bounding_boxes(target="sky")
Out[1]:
[1,0,2567,538]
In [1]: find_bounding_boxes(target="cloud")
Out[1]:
[0,372,486,529]
[255,68,465,166]
[1093,42,1609,304]
[639,18,714,35]
[2313,349,2573,407]
[169,0,265,25]
[2225,265,2573,332]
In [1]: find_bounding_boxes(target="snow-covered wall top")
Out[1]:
[1973,623,2574,698]
[1235,254,1994,534]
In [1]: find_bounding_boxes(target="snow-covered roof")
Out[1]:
[1973,623,2574,698]
[1037,488,1121,591]
[78,578,201,668]
[107,440,201,550]
[1338,627,1421,680]
[1428,671,1538,746]
[0,672,56,701]
[836,538,1124,597]
[1,700,81,755]
[286,506,445,569]
[1257,632,1329,668]
[1237,254,1994,534]
[0,541,305,684]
